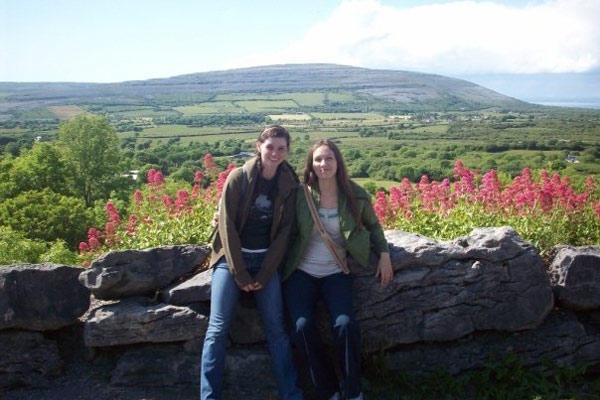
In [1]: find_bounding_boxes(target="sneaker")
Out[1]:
[328,392,341,400]
[348,393,364,400]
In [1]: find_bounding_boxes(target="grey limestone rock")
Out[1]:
[229,301,266,345]
[384,310,600,377]
[0,330,62,388]
[79,244,210,300]
[549,245,600,310]
[222,347,278,400]
[84,297,208,347]
[0,263,90,331]
[353,227,554,351]
[161,268,212,305]
[109,343,277,400]
[111,344,199,387]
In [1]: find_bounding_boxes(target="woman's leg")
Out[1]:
[200,260,240,400]
[254,268,303,400]
[283,270,339,400]
[320,273,362,400]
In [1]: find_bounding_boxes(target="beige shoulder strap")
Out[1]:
[302,184,349,273]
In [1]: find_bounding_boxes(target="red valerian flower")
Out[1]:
[78,242,89,253]
[585,176,597,192]
[153,171,165,186]
[175,190,190,210]
[162,194,174,208]
[127,214,137,234]
[216,163,236,196]
[194,170,204,184]
[88,228,101,240]
[203,154,218,175]
[133,189,144,205]
[105,221,116,236]
[147,169,156,184]
[105,201,120,224]
[373,191,388,224]
[88,236,100,249]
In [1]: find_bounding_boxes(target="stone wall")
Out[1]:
[1,228,599,399]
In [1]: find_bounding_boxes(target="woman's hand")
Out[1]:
[375,252,394,288]
[240,281,263,292]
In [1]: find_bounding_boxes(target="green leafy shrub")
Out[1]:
[0,226,47,264]
[0,188,94,247]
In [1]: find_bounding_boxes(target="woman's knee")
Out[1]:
[333,314,352,330]
[294,316,312,333]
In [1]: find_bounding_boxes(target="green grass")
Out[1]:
[111,109,181,119]
[312,112,384,120]
[364,353,600,400]
[175,102,243,115]
[0,127,28,135]
[95,105,155,112]
[135,124,261,145]
[150,93,214,104]
[327,92,356,102]
[288,92,325,106]
[213,91,324,106]
[17,108,57,120]
[141,125,223,137]
[268,113,312,121]
[354,178,398,191]
[235,99,299,112]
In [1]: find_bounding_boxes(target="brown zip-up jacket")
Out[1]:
[208,156,299,287]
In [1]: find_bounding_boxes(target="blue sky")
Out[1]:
[1,0,598,82]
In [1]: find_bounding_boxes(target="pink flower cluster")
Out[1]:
[79,153,232,257]
[374,160,599,225]
[147,169,165,186]
[203,154,218,175]
[79,228,101,253]
[216,163,236,194]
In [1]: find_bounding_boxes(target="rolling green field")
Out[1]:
[175,102,243,115]
[2,88,599,186]
[268,113,312,121]
[312,112,384,120]
[235,99,299,112]
[214,92,325,106]
[327,92,356,102]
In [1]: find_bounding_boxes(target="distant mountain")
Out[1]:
[0,64,528,119]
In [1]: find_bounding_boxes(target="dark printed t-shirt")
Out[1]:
[240,175,277,249]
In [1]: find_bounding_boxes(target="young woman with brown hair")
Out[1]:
[282,139,394,400]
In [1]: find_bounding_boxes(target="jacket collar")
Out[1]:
[244,156,298,197]
[305,181,354,239]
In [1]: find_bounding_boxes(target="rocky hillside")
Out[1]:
[0,64,527,120]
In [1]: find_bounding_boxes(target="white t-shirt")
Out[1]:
[298,207,344,278]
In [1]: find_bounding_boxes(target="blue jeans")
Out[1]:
[200,253,303,400]
[283,270,362,400]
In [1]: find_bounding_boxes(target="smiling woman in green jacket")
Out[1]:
[283,139,394,400]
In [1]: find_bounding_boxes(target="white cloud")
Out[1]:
[262,0,600,74]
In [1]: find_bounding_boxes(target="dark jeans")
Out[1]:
[283,270,362,400]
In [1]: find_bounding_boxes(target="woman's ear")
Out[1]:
[255,141,261,154]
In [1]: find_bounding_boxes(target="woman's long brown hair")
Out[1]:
[303,140,362,228]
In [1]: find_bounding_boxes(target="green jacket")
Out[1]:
[209,156,299,287]
[282,180,389,281]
